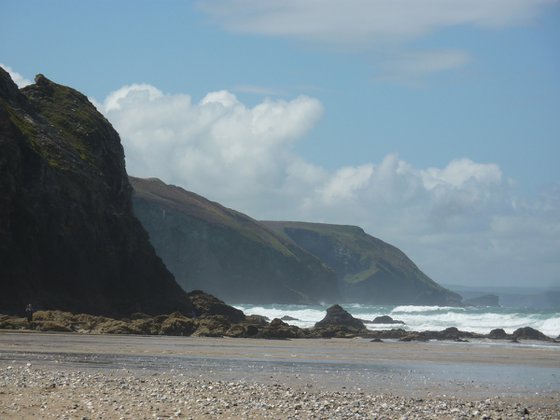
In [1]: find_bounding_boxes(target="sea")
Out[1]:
[234,303,560,338]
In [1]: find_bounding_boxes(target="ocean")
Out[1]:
[234,303,560,338]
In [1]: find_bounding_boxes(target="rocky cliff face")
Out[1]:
[130,177,339,304]
[263,221,462,306]
[0,69,192,316]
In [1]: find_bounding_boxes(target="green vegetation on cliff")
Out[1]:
[131,176,461,306]
[131,177,339,304]
[263,221,462,306]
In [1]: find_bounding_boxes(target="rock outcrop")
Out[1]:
[398,327,484,342]
[263,221,462,306]
[186,290,245,322]
[488,328,509,339]
[0,309,555,342]
[512,326,553,342]
[0,70,192,316]
[130,177,339,304]
[314,304,366,337]
[369,315,405,325]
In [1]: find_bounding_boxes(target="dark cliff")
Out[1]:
[130,177,339,304]
[262,221,462,306]
[0,69,192,316]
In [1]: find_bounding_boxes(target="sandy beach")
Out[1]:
[0,331,559,418]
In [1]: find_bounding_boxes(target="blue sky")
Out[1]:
[2,0,559,289]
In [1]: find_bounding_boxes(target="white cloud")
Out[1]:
[98,83,560,289]
[422,158,502,190]
[101,84,323,203]
[0,63,32,88]
[199,0,554,79]
[375,50,471,83]
[199,0,553,44]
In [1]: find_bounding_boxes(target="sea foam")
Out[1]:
[234,303,560,337]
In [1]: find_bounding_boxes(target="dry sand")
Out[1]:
[0,331,559,418]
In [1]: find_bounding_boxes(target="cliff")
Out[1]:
[262,221,462,306]
[0,69,193,316]
[130,177,339,304]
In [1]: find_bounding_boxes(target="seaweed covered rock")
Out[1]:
[399,327,484,342]
[258,318,307,339]
[512,327,552,342]
[159,312,197,336]
[367,329,408,340]
[193,315,232,337]
[244,314,269,326]
[187,290,245,322]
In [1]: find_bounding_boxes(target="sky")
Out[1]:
[1,0,559,290]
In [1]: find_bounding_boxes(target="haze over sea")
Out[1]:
[235,303,560,338]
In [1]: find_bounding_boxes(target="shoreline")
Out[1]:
[0,331,560,419]
[0,331,559,418]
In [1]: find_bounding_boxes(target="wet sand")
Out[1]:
[0,331,559,418]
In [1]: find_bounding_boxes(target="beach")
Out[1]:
[0,332,559,418]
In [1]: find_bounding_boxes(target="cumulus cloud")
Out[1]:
[0,63,32,88]
[101,84,324,207]
[98,83,560,288]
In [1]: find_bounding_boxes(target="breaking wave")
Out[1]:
[234,303,560,338]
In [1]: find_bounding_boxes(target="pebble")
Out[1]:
[0,365,557,419]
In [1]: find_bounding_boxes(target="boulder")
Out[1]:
[439,327,460,340]
[187,290,245,323]
[399,327,482,342]
[258,318,306,339]
[33,321,73,333]
[95,320,142,335]
[192,315,231,337]
[159,312,196,336]
[224,324,256,338]
[244,314,269,326]
[0,315,28,329]
[370,315,405,325]
[366,329,408,340]
[488,328,509,339]
[512,327,552,342]
[312,305,367,338]
[130,318,162,335]
[400,332,430,342]
[314,305,365,330]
